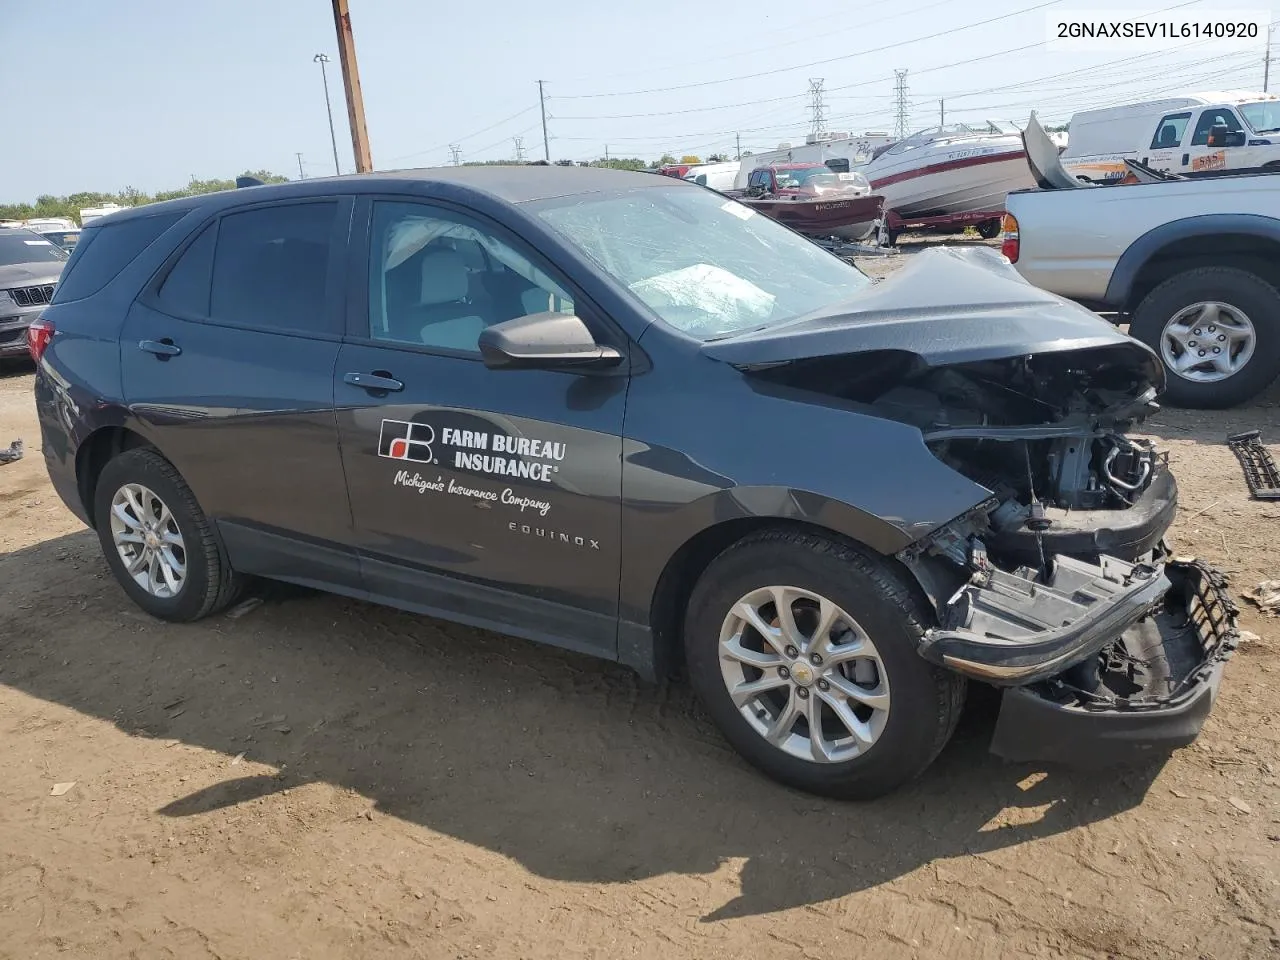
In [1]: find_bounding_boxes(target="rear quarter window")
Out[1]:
[51,211,184,303]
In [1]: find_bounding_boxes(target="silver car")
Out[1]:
[0,227,67,358]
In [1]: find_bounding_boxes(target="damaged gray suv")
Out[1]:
[32,168,1238,799]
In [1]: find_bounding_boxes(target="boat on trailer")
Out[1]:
[861,121,1036,244]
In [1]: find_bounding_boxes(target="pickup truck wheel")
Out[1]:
[1130,267,1280,408]
[683,530,965,800]
[93,448,242,622]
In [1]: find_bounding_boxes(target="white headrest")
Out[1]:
[420,249,468,305]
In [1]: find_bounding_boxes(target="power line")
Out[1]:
[553,0,1067,99]
[385,105,536,164]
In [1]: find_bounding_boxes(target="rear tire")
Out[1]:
[1130,266,1280,409]
[683,529,965,800]
[93,448,241,621]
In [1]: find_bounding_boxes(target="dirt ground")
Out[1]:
[2,244,1279,959]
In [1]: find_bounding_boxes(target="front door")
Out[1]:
[334,198,627,659]
[1184,107,1246,174]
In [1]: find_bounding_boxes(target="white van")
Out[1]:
[1060,91,1280,181]
[681,160,741,192]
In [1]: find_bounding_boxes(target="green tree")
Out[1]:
[656,153,678,166]
[590,157,647,171]
[0,170,291,225]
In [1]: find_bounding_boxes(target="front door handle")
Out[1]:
[139,338,181,358]
[344,371,404,393]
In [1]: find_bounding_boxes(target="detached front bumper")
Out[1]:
[921,555,1239,766]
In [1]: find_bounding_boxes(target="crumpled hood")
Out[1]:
[701,246,1160,381]
[0,262,64,289]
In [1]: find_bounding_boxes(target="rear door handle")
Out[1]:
[344,371,404,393]
[139,338,181,358]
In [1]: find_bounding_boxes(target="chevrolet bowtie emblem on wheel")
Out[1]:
[378,419,435,464]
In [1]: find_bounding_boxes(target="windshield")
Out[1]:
[1239,100,1280,134]
[531,185,871,339]
[0,232,68,266]
[40,230,80,251]
[776,168,840,188]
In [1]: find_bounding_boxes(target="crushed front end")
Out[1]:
[880,347,1240,766]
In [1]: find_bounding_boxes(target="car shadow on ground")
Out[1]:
[0,531,1166,921]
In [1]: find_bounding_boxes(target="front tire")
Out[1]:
[1129,266,1280,409]
[684,530,965,800]
[93,448,241,621]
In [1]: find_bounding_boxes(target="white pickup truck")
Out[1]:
[1003,115,1280,409]
[1061,91,1280,183]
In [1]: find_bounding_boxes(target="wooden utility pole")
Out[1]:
[331,0,373,172]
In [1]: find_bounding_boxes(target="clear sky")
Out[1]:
[1,0,1273,200]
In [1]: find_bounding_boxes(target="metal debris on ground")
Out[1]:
[1247,581,1280,613]
[1227,430,1280,500]
[50,781,76,797]
[0,439,22,464]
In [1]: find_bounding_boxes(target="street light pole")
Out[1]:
[314,53,341,175]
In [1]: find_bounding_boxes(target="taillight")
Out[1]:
[1000,212,1020,262]
[27,318,54,362]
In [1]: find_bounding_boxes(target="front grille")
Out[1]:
[8,284,55,307]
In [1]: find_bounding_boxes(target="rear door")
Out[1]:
[333,197,627,659]
[122,197,360,588]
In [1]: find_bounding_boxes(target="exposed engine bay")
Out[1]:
[752,344,1239,749]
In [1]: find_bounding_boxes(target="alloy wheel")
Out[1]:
[718,585,891,764]
[109,483,187,599]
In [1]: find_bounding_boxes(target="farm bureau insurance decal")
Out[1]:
[378,418,566,484]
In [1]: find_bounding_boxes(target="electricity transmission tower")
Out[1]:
[448,144,462,166]
[893,69,911,139]
[514,136,527,162]
[808,78,827,139]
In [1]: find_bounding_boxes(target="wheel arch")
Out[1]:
[644,516,932,681]
[75,425,155,526]
[1106,215,1280,311]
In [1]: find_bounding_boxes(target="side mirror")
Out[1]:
[1224,130,1247,147]
[478,312,623,371]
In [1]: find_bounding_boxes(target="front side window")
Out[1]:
[209,202,336,333]
[1150,113,1192,149]
[1190,109,1244,146]
[367,200,574,355]
[532,184,871,340]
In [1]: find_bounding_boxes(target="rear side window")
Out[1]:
[209,202,336,333]
[51,212,183,303]
[157,223,216,317]
[1149,113,1192,150]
